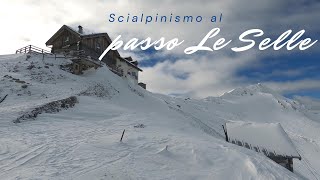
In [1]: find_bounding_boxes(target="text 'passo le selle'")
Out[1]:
[99,28,317,60]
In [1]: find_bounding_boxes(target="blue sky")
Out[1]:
[0,0,319,99]
[237,52,320,82]
[237,51,320,98]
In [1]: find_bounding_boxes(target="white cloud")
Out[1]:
[265,79,320,94]
[141,52,256,98]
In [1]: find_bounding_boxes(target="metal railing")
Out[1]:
[16,45,52,54]
[108,66,124,77]
[15,45,123,77]
[67,50,103,66]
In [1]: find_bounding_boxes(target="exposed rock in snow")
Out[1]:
[14,96,78,123]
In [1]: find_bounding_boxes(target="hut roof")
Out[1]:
[45,25,142,71]
[225,122,301,159]
[46,25,114,48]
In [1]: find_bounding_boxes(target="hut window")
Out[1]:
[75,64,79,70]
[96,42,101,51]
[63,36,70,46]
[132,72,137,79]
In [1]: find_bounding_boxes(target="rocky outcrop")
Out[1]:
[14,96,78,123]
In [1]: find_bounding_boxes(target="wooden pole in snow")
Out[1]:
[0,94,8,104]
[222,125,229,142]
[120,129,125,142]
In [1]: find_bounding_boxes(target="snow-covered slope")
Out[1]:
[0,54,320,179]
[293,96,320,123]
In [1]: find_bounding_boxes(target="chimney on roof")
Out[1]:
[78,25,83,34]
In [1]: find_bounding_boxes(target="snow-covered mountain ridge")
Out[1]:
[1,53,320,180]
[222,83,278,97]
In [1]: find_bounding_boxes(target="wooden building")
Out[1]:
[45,25,142,83]
[222,122,301,172]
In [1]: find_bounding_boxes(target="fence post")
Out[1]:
[29,45,31,53]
